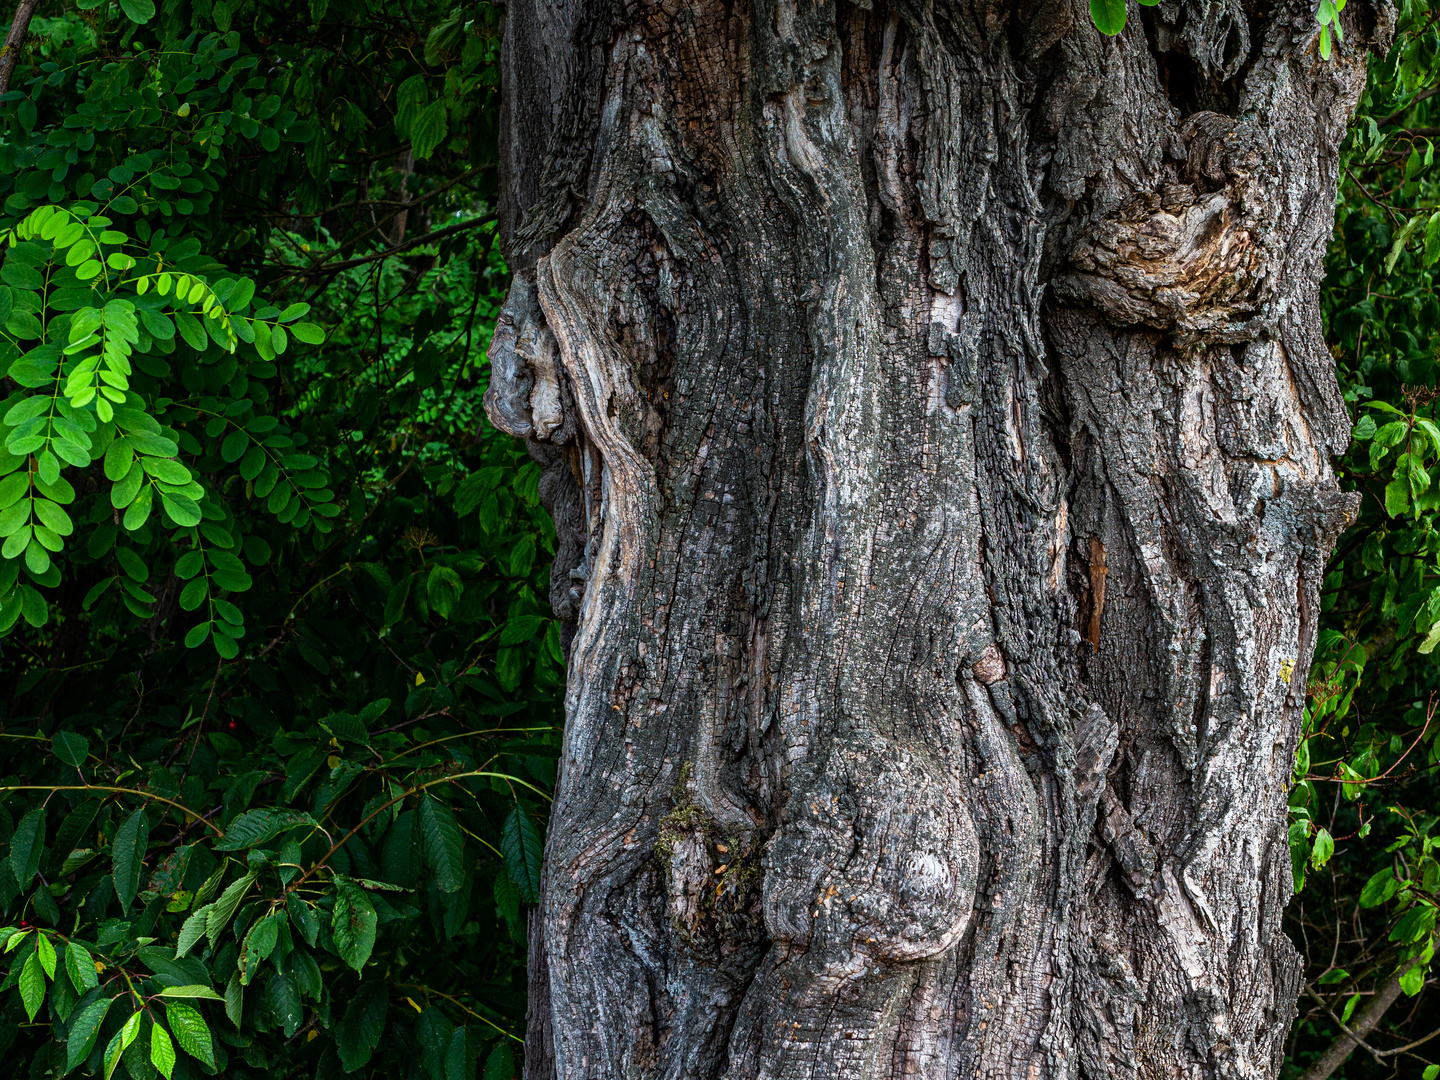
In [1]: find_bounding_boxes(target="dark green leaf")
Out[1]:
[52,730,89,767]
[1089,0,1126,35]
[418,796,465,893]
[332,877,378,972]
[112,807,150,910]
[10,807,45,889]
[215,809,317,851]
[501,806,543,904]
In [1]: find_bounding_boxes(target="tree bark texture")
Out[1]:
[486,2,1389,1077]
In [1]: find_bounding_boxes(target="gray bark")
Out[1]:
[485,1,1390,1077]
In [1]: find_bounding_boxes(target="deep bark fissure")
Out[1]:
[488,1,1391,1077]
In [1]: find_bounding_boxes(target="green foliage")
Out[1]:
[1287,2,1440,1073]
[0,0,553,1077]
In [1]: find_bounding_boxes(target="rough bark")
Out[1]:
[485,2,1390,1077]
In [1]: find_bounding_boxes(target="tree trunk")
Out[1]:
[486,2,1388,1076]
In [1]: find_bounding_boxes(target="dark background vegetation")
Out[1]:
[0,1,1433,1077]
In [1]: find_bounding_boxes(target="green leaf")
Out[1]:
[1310,827,1335,870]
[206,872,256,946]
[10,807,45,889]
[1384,213,1424,275]
[19,951,45,1021]
[1400,961,1426,996]
[266,972,302,1037]
[164,1001,215,1068]
[1385,477,1411,518]
[35,931,56,978]
[214,809,318,851]
[225,971,243,1028]
[161,492,203,527]
[286,893,320,947]
[151,1023,176,1080]
[502,806,543,904]
[176,905,212,958]
[1389,902,1437,943]
[410,101,449,160]
[112,807,150,910]
[238,914,280,984]
[418,795,465,893]
[1419,622,1440,655]
[332,876,378,973]
[66,939,99,992]
[104,1012,142,1080]
[52,730,89,767]
[484,1043,514,1080]
[500,614,544,646]
[159,985,225,1001]
[336,978,388,1072]
[67,997,113,1071]
[1426,211,1440,267]
[1089,0,1126,35]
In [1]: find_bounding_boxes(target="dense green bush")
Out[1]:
[0,2,557,1077]
[1286,2,1440,1073]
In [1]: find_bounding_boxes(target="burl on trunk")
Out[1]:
[484,1,1386,1077]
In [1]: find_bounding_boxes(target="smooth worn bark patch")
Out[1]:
[489,1,1387,1077]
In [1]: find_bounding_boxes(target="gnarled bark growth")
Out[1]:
[486,2,1387,1076]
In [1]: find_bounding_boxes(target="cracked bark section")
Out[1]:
[488,1,1386,1077]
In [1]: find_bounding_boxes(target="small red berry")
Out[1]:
[228,721,238,731]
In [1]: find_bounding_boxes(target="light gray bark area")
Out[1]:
[485,2,1389,1077]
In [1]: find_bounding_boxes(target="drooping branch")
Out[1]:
[1299,959,1424,1080]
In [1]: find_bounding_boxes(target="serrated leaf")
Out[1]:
[35,931,56,978]
[176,905,212,958]
[336,978,388,1072]
[239,914,280,984]
[484,1043,514,1080]
[10,807,45,889]
[67,996,113,1071]
[150,1023,176,1080]
[66,939,99,992]
[19,951,45,1020]
[159,984,225,1001]
[52,730,89,767]
[418,795,465,893]
[286,893,320,946]
[225,970,243,1028]
[1389,902,1437,943]
[332,876,378,973]
[164,1001,214,1068]
[206,872,256,946]
[502,806,543,904]
[266,971,302,1036]
[112,807,150,910]
[214,808,318,851]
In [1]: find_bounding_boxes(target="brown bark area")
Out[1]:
[485,2,1390,1077]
